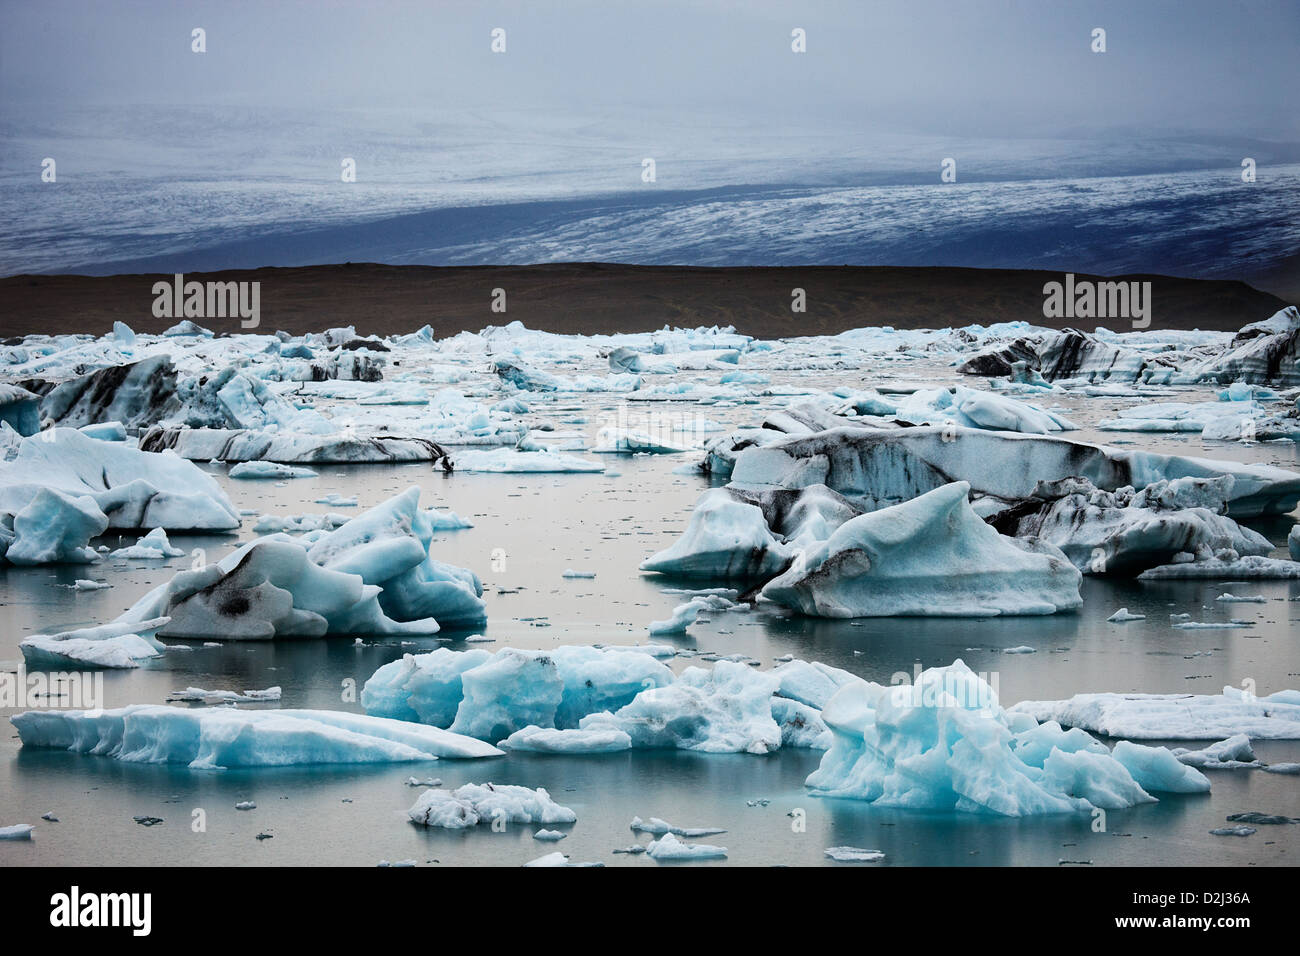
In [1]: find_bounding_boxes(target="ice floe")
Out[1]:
[12,705,502,768]
[760,482,1082,617]
[407,783,575,829]
[1010,686,1300,740]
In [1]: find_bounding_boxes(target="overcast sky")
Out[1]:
[2,0,1297,142]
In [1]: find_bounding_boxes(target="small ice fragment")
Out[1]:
[1107,608,1145,622]
[825,846,886,862]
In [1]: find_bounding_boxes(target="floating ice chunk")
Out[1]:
[12,705,502,768]
[141,426,453,467]
[306,486,486,629]
[806,660,1166,816]
[446,646,675,740]
[1111,741,1212,793]
[118,489,472,641]
[640,489,792,579]
[110,528,185,560]
[593,427,689,454]
[452,448,604,473]
[725,425,1300,518]
[649,594,738,635]
[770,659,860,710]
[0,428,240,530]
[19,618,168,670]
[362,648,494,725]
[4,487,106,565]
[991,476,1272,575]
[1210,826,1256,837]
[522,852,570,866]
[629,817,726,837]
[1108,608,1145,622]
[892,385,1076,433]
[1172,735,1260,769]
[427,508,473,531]
[229,461,319,480]
[562,569,596,579]
[1183,307,1300,385]
[499,725,632,753]
[825,846,885,862]
[0,824,34,840]
[252,512,349,535]
[315,494,358,507]
[1290,524,1300,561]
[534,829,567,842]
[120,538,426,640]
[1138,555,1300,579]
[1010,688,1300,740]
[1040,748,1157,809]
[645,832,727,860]
[167,686,282,703]
[407,783,575,829]
[73,579,111,591]
[761,482,1081,618]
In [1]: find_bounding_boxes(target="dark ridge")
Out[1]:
[0,263,1289,340]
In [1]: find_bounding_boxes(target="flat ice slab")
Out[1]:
[11,705,503,769]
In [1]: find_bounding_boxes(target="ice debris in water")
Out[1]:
[645,832,727,861]
[825,846,886,862]
[20,618,168,670]
[109,528,185,560]
[407,783,575,829]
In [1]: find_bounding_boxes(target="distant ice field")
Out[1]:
[3,106,1297,278]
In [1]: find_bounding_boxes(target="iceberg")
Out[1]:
[117,487,483,639]
[645,832,727,860]
[20,618,168,670]
[579,660,824,754]
[725,425,1300,518]
[451,448,605,473]
[1110,741,1212,792]
[110,528,185,560]
[640,489,793,579]
[499,725,633,753]
[407,783,575,829]
[0,427,240,531]
[1009,687,1300,740]
[1182,307,1300,385]
[11,705,502,768]
[805,661,1168,815]
[990,476,1273,574]
[761,482,1082,617]
[364,644,673,739]
[228,461,319,479]
[1137,553,1300,579]
[4,487,107,565]
[891,385,1076,433]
